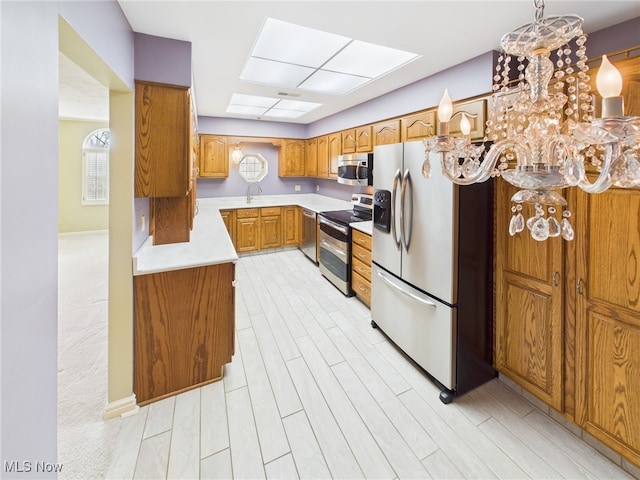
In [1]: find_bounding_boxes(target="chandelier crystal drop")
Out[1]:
[422,0,640,241]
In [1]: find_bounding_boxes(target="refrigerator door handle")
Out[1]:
[400,169,413,251]
[391,169,402,249]
[377,269,437,308]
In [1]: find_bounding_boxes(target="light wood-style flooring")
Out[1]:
[106,249,635,479]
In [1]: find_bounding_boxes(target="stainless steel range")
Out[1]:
[318,193,372,295]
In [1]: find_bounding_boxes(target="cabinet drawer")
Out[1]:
[352,256,371,282]
[352,271,371,307]
[352,230,372,250]
[236,208,259,218]
[352,243,372,266]
[260,206,282,217]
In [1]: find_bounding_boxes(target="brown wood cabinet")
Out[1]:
[328,133,341,178]
[279,139,306,177]
[282,206,300,246]
[220,209,236,247]
[355,125,373,152]
[236,208,260,253]
[133,263,235,405]
[574,186,640,466]
[341,129,357,154]
[305,138,318,177]
[373,119,400,146]
[495,178,565,411]
[351,229,372,307]
[135,81,191,198]
[317,136,329,178]
[401,110,436,142]
[260,207,282,249]
[199,135,229,178]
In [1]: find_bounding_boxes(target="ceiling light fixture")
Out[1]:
[422,0,639,241]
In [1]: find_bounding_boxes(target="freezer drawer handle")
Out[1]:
[377,270,437,308]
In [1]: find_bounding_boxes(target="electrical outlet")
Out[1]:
[141,214,146,231]
[316,185,320,192]
[294,185,301,192]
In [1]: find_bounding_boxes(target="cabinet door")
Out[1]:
[494,179,564,411]
[260,215,282,249]
[401,110,436,142]
[328,133,341,178]
[373,119,400,146]
[150,196,191,245]
[355,125,373,152]
[282,206,299,246]
[236,217,259,252]
[305,138,318,177]
[135,81,190,197]
[574,187,640,466]
[220,209,236,247]
[341,129,356,154]
[133,263,235,405]
[317,136,329,178]
[199,135,229,178]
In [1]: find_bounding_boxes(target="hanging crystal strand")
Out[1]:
[509,203,524,236]
[561,209,574,241]
[547,206,561,237]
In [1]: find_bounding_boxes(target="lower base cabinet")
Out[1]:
[351,229,372,307]
[134,262,235,405]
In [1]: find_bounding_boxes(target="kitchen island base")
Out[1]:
[134,262,235,405]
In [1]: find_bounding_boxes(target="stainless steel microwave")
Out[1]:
[337,153,373,186]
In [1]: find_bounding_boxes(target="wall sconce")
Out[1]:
[231,143,243,164]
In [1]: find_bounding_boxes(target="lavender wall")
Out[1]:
[1,1,134,476]
[198,116,306,139]
[196,142,367,201]
[308,51,497,138]
[134,33,192,86]
[586,17,640,59]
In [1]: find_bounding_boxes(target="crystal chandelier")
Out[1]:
[422,0,640,241]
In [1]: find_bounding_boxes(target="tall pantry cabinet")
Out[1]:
[494,53,640,467]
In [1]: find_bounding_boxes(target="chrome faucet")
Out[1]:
[246,182,262,203]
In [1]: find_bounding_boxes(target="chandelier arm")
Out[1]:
[574,142,617,193]
[437,143,500,185]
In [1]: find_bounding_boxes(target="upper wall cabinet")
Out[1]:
[355,125,373,153]
[401,110,436,142]
[446,98,487,142]
[135,81,191,197]
[305,138,318,177]
[373,119,401,146]
[279,139,306,177]
[199,135,229,178]
[328,133,341,178]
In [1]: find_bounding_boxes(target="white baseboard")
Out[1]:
[104,394,139,420]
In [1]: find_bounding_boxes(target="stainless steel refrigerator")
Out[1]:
[371,141,495,403]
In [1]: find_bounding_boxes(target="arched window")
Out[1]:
[82,128,110,205]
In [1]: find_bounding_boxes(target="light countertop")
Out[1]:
[133,194,354,275]
[350,221,372,236]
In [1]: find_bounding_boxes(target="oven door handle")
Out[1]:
[319,215,349,235]
[377,270,437,308]
[320,238,347,258]
[391,169,402,249]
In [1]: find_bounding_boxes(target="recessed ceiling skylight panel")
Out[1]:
[323,40,420,78]
[251,17,351,68]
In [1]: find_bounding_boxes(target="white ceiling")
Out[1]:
[61,1,639,124]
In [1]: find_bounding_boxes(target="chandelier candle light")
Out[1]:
[422,0,640,241]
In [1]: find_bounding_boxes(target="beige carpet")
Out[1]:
[58,231,120,479]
